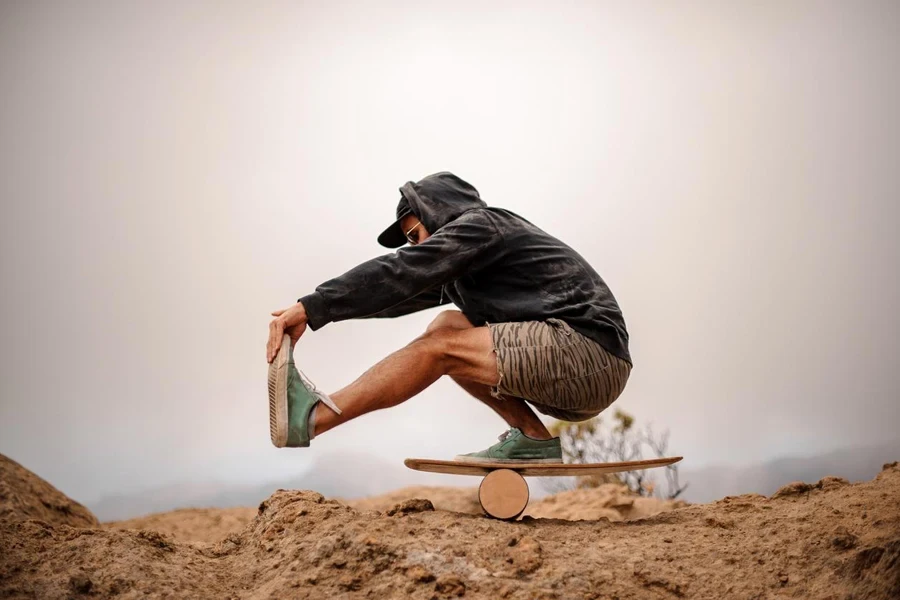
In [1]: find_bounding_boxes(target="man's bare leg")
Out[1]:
[449,377,552,440]
[313,320,497,436]
[313,310,552,439]
[424,311,552,439]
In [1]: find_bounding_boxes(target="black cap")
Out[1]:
[377,197,414,248]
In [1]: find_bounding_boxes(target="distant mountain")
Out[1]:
[88,442,900,521]
[89,450,418,521]
[678,441,900,503]
[90,480,273,522]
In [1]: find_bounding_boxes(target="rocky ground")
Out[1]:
[104,482,686,545]
[1,453,898,599]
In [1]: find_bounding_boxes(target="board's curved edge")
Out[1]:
[404,456,683,476]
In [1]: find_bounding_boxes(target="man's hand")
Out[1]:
[267,302,309,363]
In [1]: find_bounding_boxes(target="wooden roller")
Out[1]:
[478,469,529,520]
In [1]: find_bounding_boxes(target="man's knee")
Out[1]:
[409,327,458,371]
[425,310,473,334]
[415,325,496,384]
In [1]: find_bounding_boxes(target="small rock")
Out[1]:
[136,530,174,551]
[337,574,362,591]
[704,517,735,529]
[386,498,434,517]
[772,481,814,498]
[407,565,435,583]
[69,574,92,594]
[832,526,858,550]
[435,573,466,597]
[817,476,849,490]
[505,536,543,576]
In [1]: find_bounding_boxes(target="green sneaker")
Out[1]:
[455,428,563,464]
[268,334,341,448]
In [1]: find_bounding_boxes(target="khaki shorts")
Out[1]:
[486,318,631,422]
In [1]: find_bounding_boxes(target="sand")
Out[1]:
[1,452,898,599]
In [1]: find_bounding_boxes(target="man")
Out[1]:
[266,172,631,464]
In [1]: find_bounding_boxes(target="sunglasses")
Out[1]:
[405,221,424,245]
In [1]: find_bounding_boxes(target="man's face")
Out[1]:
[399,214,431,246]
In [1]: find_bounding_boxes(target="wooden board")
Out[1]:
[404,456,682,477]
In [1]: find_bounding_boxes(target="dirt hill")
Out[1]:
[1,453,897,598]
[105,507,258,545]
[102,483,681,545]
[0,454,98,529]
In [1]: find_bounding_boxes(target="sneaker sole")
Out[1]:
[268,333,290,448]
[453,456,563,464]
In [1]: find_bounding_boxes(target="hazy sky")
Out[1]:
[1,0,898,504]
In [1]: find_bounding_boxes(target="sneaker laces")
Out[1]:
[497,427,518,442]
[298,369,343,415]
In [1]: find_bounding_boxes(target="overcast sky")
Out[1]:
[1,0,898,505]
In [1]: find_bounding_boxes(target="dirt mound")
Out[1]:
[2,461,898,599]
[0,453,98,528]
[105,507,257,544]
[341,485,481,515]
[100,484,679,544]
[524,483,687,521]
[344,483,682,523]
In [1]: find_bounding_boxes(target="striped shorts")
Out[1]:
[486,319,631,422]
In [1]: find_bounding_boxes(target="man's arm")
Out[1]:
[298,210,503,330]
[357,286,450,320]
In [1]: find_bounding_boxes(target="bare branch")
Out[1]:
[552,410,687,499]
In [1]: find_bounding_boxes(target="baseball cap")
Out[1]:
[377,197,414,248]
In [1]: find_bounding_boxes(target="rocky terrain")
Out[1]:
[1,452,898,599]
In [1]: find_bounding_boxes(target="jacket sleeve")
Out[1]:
[298,210,502,330]
[358,285,449,319]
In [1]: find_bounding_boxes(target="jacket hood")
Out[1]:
[400,172,487,234]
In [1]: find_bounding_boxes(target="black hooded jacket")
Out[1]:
[299,172,631,363]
